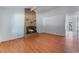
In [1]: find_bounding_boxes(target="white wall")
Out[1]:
[37,8,65,36]
[0,7,24,42]
[43,16,65,36]
[37,14,65,36]
[36,13,45,32]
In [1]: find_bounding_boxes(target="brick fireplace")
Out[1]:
[25,8,37,34]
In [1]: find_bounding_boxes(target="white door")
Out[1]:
[65,14,77,39]
[65,13,78,52]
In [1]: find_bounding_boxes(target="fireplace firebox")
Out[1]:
[26,26,37,34]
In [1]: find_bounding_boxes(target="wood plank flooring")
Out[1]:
[0,33,78,53]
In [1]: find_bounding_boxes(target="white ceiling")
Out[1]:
[0,6,33,9]
[0,6,59,12]
[35,6,60,13]
[0,6,79,13]
[35,6,79,13]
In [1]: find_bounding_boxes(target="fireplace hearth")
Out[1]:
[26,26,37,34]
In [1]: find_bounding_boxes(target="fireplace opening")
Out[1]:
[26,26,37,34]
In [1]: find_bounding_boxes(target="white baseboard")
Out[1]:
[38,32,65,36]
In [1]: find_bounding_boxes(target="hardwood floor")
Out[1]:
[0,33,78,53]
